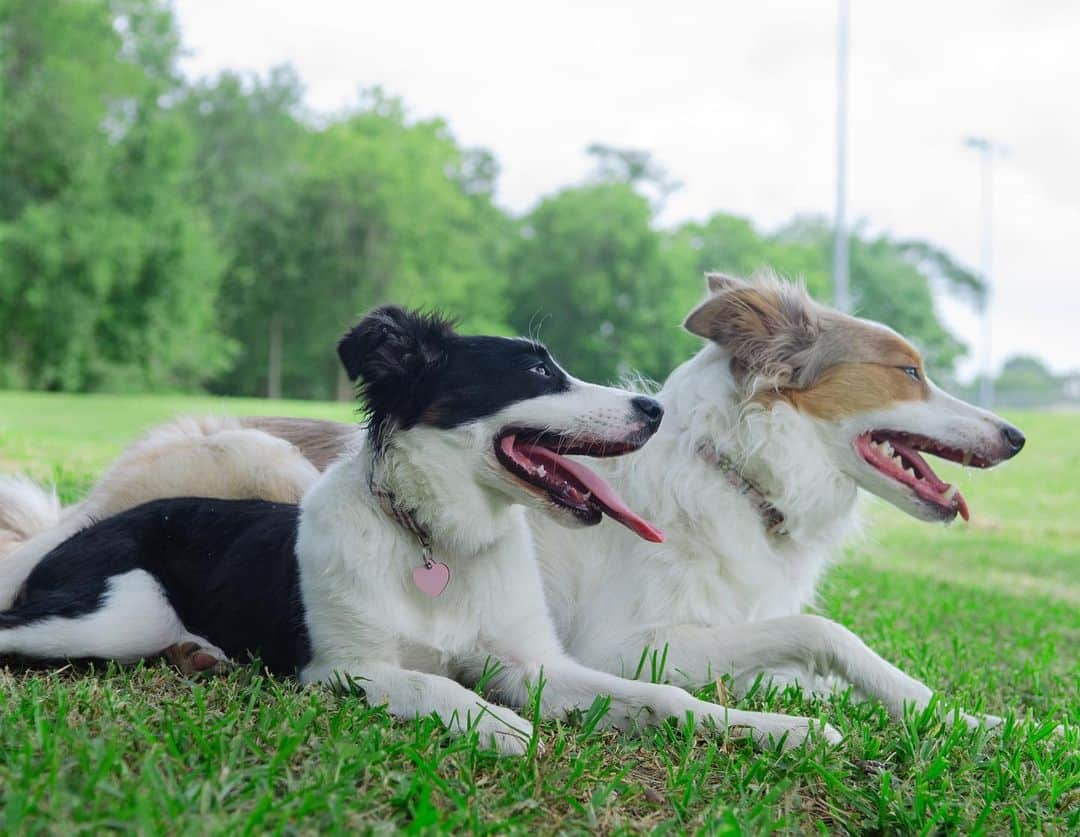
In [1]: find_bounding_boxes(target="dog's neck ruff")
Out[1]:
[368,453,452,598]
[697,440,788,537]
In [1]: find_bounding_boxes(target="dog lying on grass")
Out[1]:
[0,306,838,754]
[1,273,1051,733]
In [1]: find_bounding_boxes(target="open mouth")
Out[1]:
[855,431,975,521]
[495,430,664,542]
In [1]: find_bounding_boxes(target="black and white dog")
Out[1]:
[0,307,837,754]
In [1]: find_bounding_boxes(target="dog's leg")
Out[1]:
[162,633,234,675]
[488,655,840,750]
[638,616,1005,729]
[302,660,536,756]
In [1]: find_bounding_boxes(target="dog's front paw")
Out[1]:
[765,717,841,750]
[814,719,844,746]
[722,711,842,751]
[945,709,1070,743]
[487,728,534,756]
[958,711,1004,730]
[470,711,537,757]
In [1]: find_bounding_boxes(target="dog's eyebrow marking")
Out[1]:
[788,361,930,419]
[748,314,931,418]
[857,326,924,368]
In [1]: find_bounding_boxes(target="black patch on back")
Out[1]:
[11,498,311,676]
[337,305,571,448]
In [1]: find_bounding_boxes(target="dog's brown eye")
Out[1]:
[530,362,552,377]
[900,366,921,382]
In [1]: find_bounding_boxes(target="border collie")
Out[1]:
[0,306,838,754]
[535,273,1033,729]
[2,275,1049,730]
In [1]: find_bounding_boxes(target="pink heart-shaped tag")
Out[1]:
[412,561,451,597]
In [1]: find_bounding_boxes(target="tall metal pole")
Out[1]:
[832,0,851,313]
[965,136,998,408]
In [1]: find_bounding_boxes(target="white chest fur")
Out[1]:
[531,347,863,674]
[294,452,560,682]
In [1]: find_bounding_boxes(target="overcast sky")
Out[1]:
[174,0,1080,379]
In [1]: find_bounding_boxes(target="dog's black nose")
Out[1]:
[1001,423,1025,456]
[632,396,664,430]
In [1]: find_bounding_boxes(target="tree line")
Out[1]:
[0,0,986,401]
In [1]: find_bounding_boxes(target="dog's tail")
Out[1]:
[0,475,62,562]
[0,475,77,610]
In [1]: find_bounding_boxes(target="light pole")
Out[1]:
[964,136,1004,408]
[832,0,851,313]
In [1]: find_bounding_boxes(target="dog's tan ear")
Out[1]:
[683,278,819,388]
[704,272,745,295]
[684,284,785,342]
[685,273,750,337]
[682,298,717,340]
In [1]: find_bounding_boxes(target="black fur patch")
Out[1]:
[338,306,572,449]
[0,309,581,675]
[9,498,311,676]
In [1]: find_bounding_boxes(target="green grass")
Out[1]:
[0,391,1076,833]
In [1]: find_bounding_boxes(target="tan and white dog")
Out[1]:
[0,273,1034,731]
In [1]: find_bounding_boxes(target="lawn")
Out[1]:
[0,391,1076,833]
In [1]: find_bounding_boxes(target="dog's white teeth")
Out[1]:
[905,466,916,477]
[882,441,894,456]
[943,485,958,502]
[962,451,973,467]
[892,455,903,468]
[536,465,547,478]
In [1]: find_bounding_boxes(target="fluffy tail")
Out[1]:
[0,475,62,561]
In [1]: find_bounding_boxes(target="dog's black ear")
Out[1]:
[337,306,455,432]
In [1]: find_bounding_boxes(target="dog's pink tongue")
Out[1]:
[517,443,665,543]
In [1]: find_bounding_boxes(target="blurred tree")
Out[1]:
[668,212,832,299]
[586,144,681,210]
[179,66,309,398]
[191,86,514,400]
[0,0,231,391]
[993,355,1061,407]
[0,7,982,400]
[286,94,513,399]
[894,239,986,307]
[670,214,774,279]
[666,212,975,376]
[772,216,968,374]
[508,182,690,384]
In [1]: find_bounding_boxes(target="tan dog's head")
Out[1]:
[684,273,1025,522]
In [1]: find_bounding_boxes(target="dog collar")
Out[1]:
[697,441,788,537]
[369,466,452,597]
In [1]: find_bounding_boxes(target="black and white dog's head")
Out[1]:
[338,306,664,541]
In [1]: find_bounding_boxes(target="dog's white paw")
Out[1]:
[815,720,844,746]
[948,710,1069,741]
[959,711,1004,730]
[724,712,842,751]
[766,717,841,750]
[487,728,533,756]
[470,712,536,757]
